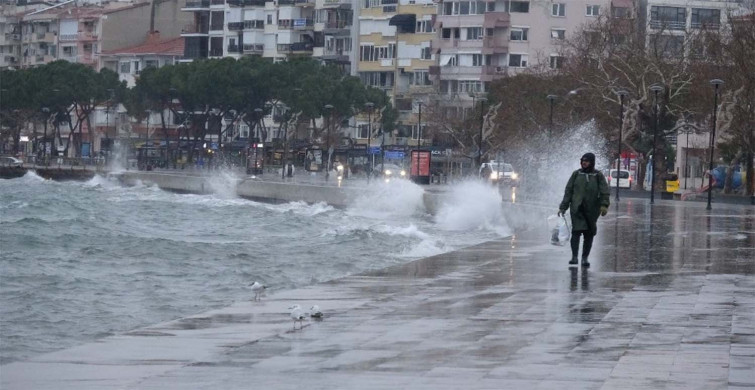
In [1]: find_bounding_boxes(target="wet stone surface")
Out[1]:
[2,200,754,389]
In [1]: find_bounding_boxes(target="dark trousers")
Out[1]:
[570,230,594,259]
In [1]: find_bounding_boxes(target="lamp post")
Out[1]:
[42,107,50,164]
[707,79,724,211]
[324,104,333,182]
[365,102,374,183]
[683,125,690,190]
[615,90,628,201]
[278,103,289,180]
[105,89,114,160]
[649,84,663,205]
[547,94,557,139]
[416,101,422,152]
[477,97,486,167]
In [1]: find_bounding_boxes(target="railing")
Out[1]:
[59,33,77,41]
[79,54,97,63]
[649,19,686,30]
[382,5,397,12]
[243,43,264,53]
[209,48,224,56]
[228,0,266,5]
[691,21,720,29]
[228,22,244,30]
[324,20,350,29]
[227,44,241,53]
[244,20,265,29]
[78,31,98,41]
[278,18,314,29]
[278,42,313,52]
[211,0,225,4]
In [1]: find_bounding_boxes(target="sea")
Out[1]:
[0,172,511,364]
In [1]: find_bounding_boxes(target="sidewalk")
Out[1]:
[2,200,754,389]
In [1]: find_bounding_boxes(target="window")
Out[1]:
[510,27,528,41]
[412,70,431,85]
[420,47,432,60]
[416,20,434,33]
[119,61,131,74]
[551,3,565,16]
[358,124,369,138]
[458,80,482,93]
[612,6,629,18]
[467,27,483,40]
[145,60,158,68]
[443,2,453,15]
[586,5,599,16]
[691,8,720,28]
[444,54,459,66]
[549,55,564,69]
[360,44,375,61]
[650,6,686,30]
[508,53,527,67]
[551,28,565,40]
[472,54,483,66]
[267,14,272,24]
[509,1,529,13]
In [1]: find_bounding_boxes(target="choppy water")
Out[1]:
[0,172,510,364]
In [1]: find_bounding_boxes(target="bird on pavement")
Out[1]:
[289,304,307,330]
[310,305,323,319]
[250,281,266,301]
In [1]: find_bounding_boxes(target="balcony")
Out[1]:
[278,42,313,53]
[182,0,211,9]
[78,31,98,41]
[278,18,314,30]
[32,32,56,43]
[181,23,210,35]
[483,12,510,28]
[322,48,349,62]
[227,44,241,53]
[243,43,264,54]
[691,21,720,29]
[78,54,97,65]
[244,20,265,29]
[209,48,224,57]
[649,19,685,30]
[228,22,244,30]
[430,65,505,81]
[211,0,225,4]
[323,0,351,7]
[323,20,350,34]
[227,0,266,5]
[4,33,21,42]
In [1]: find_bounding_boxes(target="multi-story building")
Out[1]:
[19,6,59,68]
[0,7,22,69]
[181,0,318,61]
[100,33,185,87]
[643,0,742,58]
[357,0,436,146]
[313,0,356,73]
[431,0,620,110]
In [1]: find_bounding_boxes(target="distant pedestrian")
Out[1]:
[558,153,610,267]
[480,163,492,182]
[286,161,294,177]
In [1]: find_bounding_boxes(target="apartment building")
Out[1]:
[643,0,743,58]
[100,33,185,86]
[0,7,22,68]
[313,0,356,73]
[431,0,619,106]
[357,0,436,146]
[181,0,319,61]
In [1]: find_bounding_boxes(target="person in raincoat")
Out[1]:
[558,153,610,267]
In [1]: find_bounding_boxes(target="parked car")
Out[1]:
[0,157,23,167]
[481,161,519,186]
[607,169,631,189]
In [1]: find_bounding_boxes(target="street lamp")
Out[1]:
[649,84,664,205]
[477,97,487,167]
[324,104,333,182]
[547,94,557,139]
[707,79,724,210]
[42,107,50,163]
[365,102,374,183]
[615,90,629,201]
[105,89,114,160]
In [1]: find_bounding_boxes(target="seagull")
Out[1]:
[250,282,266,301]
[289,304,308,330]
[310,305,323,319]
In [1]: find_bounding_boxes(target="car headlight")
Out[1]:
[511,173,519,180]
[490,172,499,179]
[400,170,406,177]
[385,169,392,176]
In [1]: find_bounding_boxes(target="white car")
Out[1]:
[481,162,519,186]
[375,163,407,180]
[608,169,631,189]
[1,157,23,167]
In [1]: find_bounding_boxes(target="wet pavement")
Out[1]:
[2,200,754,389]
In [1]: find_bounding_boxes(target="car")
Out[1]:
[481,161,519,186]
[0,157,23,167]
[375,163,407,180]
[607,169,631,189]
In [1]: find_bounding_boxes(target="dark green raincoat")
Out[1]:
[559,169,610,235]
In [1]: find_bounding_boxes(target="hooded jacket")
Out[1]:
[559,153,610,234]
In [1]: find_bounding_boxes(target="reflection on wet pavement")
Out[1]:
[3,200,754,389]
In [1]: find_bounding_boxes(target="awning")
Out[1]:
[389,14,416,33]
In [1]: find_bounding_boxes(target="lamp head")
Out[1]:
[547,94,557,101]
[324,104,333,110]
[710,79,724,87]
[365,102,374,109]
[649,84,663,93]
[616,90,629,97]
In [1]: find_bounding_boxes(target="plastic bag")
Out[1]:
[547,214,571,246]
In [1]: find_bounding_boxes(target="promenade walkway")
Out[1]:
[2,199,754,390]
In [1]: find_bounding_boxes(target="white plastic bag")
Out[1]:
[547,214,571,246]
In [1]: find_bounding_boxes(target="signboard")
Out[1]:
[369,146,381,155]
[410,150,431,185]
[293,18,306,27]
[384,151,404,159]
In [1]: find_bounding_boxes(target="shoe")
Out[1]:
[569,256,578,265]
[581,258,590,267]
